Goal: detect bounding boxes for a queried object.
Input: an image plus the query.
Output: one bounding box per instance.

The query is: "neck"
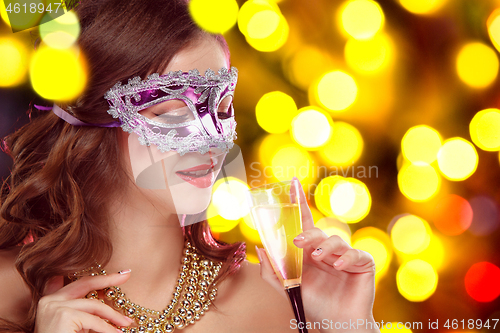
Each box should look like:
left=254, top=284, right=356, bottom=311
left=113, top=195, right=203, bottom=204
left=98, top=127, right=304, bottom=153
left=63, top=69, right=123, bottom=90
left=104, top=182, right=185, bottom=309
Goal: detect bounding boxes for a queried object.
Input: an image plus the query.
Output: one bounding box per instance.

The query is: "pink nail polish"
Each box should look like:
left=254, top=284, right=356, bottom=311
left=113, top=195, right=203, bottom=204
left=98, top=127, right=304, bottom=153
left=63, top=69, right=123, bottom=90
left=294, top=234, right=305, bottom=241
left=124, top=316, right=134, bottom=323
left=117, top=329, right=124, bottom=333
left=312, top=248, right=323, bottom=256
left=334, top=259, right=344, bottom=267
left=118, top=269, right=131, bottom=274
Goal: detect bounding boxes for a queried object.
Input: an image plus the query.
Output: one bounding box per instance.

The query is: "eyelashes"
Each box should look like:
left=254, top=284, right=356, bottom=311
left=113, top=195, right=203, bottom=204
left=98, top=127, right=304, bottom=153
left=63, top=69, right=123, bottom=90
left=217, top=112, right=231, bottom=119
left=151, top=105, right=194, bottom=124
left=149, top=99, right=234, bottom=125
left=153, top=112, right=190, bottom=121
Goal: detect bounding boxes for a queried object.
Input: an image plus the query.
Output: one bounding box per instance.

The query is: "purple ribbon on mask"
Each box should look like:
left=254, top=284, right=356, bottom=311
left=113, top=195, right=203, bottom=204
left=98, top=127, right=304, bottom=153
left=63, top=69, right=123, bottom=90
left=34, top=103, right=122, bottom=128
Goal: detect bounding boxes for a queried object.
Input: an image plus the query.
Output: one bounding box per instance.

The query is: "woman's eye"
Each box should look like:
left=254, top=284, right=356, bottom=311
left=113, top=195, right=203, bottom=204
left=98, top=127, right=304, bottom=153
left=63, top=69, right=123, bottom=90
left=147, top=103, right=195, bottom=124
left=217, top=111, right=231, bottom=119
left=217, top=101, right=233, bottom=119
left=153, top=109, right=191, bottom=122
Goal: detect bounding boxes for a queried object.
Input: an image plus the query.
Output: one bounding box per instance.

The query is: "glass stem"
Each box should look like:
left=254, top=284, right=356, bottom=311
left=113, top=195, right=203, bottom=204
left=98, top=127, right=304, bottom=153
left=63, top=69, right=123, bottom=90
left=286, top=285, right=308, bottom=333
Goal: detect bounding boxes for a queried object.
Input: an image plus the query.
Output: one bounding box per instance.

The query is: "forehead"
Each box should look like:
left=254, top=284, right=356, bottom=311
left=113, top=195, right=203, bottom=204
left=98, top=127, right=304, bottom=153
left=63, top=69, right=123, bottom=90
left=163, top=37, right=228, bottom=76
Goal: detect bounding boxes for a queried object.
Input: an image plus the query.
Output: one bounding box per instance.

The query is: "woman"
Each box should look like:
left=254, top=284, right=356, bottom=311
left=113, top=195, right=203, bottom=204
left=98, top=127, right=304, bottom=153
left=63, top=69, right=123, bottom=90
left=0, top=0, right=378, bottom=332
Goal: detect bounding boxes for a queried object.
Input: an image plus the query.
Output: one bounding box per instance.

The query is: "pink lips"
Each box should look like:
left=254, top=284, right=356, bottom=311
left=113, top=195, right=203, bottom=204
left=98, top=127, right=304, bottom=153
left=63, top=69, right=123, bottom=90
left=175, top=163, right=215, bottom=188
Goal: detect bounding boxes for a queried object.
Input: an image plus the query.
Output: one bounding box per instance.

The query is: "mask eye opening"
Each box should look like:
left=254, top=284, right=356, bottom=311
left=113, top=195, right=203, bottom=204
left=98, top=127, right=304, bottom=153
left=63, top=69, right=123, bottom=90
left=217, top=95, right=234, bottom=119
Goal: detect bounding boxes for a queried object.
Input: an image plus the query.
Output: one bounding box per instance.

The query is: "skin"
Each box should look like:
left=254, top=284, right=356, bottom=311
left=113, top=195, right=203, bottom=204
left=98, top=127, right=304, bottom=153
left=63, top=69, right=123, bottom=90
left=0, top=36, right=379, bottom=333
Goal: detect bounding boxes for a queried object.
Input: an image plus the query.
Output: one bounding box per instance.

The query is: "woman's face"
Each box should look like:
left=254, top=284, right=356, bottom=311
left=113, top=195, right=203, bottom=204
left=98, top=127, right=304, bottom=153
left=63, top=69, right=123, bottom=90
left=122, top=36, right=233, bottom=222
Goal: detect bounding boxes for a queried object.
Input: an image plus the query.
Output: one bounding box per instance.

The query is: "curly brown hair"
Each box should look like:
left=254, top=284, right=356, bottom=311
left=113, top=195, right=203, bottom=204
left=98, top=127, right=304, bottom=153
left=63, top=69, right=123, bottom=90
left=0, top=0, right=245, bottom=331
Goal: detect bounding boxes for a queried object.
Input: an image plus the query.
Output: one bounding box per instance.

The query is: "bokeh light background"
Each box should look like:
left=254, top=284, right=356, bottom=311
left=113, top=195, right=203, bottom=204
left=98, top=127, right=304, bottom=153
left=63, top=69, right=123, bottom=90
left=2, top=0, right=500, bottom=330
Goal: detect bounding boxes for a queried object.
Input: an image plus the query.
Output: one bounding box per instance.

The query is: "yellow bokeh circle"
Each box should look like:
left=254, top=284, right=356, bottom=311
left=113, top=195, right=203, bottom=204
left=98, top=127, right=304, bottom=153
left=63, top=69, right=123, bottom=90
left=329, top=178, right=371, bottom=223
left=256, top=91, right=298, bottom=134
left=313, top=70, right=358, bottom=112
left=340, top=0, right=385, bottom=40
left=398, top=0, right=448, bottom=15
left=488, top=9, right=500, bottom=53
left=398, top=163, right=441, bottom=202
left=402, top=125, right=442, bottom=164
left=470, top=108, right=500, bottom=151
left=437, top=138, right=478, bottom=181
left=30, top=46, right=87, bottom=101
left=211, top=177, right=250, bottom=221
left=319, top=121, right=364, bottom=166
left=207, top=204, right=240, bottom=233
left=397, top=234, right=445, bottom=271
left=291, top=107, right=333, bottom=150
left=247, top=10, right=280, bottom=39
left=245, top=14, right=289, bottom=52
left=352, top=227, right=392, bottom=278
left=456, top=42, right=499, bottom=89
left=344, top=33, right=394, bottom=74
left=0, top=38, right=28, bottom=87
left=189, top=0, right=239, bottom=34
left=238, top=0, right=280, bottom=36
left=270, top=144, right=314, bottom=183
left=397, top=259, right=438, bottom=302
left=391, top=215, right=432, bottom=255
left=258, top=133, right=293, bottom=166
left=314, top=176, right=343, bottom=216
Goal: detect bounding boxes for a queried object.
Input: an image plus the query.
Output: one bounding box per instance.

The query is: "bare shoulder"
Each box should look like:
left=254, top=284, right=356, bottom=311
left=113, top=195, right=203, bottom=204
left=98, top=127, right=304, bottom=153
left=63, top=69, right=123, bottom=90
left=207, top=260, right=319, bottom=333
left=0, top=246, right=31, bottom=322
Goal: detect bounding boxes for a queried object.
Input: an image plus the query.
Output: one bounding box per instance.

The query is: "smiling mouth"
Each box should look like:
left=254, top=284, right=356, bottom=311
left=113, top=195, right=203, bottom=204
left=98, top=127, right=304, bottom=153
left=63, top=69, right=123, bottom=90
left=175, top=163, right=215, bottom=188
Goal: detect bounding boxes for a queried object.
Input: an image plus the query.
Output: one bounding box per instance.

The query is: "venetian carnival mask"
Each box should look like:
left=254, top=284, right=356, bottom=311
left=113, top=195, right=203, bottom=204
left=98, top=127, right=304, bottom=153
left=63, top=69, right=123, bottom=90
left=104, top=67, right=238, bottom=155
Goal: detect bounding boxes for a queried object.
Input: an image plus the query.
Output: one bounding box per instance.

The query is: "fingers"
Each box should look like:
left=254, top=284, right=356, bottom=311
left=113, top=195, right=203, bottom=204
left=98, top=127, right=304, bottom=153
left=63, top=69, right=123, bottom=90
left=290, top=177, right=314, bottom=230
left=69, top=310, right=125, bottom=333
left=50, top=270, right=132, bottom=302
left=333, top=248, right=376, bottom=274
left=296, top=232, right=376, bottom=273
left=36, top=271, right=134, bottom=333
left=58, top=299, right=134, bottom=327
left=293, top=227, right=329, bottom=251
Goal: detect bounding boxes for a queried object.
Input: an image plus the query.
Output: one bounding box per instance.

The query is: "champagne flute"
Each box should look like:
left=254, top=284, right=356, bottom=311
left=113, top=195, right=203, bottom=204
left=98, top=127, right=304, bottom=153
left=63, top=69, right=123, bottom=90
left=246, top=179, right=308, bottom=333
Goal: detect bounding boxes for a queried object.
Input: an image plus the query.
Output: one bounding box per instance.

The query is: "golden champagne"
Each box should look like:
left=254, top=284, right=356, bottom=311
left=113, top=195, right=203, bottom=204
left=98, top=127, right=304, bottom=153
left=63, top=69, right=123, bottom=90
left=251, top=203, right=303, bottom=289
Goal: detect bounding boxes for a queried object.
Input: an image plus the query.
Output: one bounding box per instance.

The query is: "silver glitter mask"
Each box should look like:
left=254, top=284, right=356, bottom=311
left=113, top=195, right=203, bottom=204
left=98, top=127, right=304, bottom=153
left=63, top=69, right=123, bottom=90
left=105, top=67, right=238, bottom=155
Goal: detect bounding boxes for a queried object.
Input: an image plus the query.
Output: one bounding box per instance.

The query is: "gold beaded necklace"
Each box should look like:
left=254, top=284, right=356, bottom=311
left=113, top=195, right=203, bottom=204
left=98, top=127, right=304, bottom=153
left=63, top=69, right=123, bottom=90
left=69, top=241, right=222, bottom=333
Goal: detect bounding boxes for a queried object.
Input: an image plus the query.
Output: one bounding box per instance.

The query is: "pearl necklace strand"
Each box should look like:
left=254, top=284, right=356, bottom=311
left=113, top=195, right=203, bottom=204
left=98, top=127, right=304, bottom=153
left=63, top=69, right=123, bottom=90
left=69, top=241, right=222, bottom=332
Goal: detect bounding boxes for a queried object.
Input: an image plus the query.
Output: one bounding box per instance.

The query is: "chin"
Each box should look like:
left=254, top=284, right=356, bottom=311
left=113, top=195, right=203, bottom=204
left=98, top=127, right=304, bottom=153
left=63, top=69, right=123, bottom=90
left=170, top=181, right=214, bottom=215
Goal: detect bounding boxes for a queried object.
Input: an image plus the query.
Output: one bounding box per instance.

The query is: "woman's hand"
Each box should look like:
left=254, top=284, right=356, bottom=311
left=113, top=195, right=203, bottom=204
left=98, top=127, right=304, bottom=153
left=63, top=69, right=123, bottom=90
left=35, top=270, right=134, bottom=333
left=256, top=179, right=378, bottom=332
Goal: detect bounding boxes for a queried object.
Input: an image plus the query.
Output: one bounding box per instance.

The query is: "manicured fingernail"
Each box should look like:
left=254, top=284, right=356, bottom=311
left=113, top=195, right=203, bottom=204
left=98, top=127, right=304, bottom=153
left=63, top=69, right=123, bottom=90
left=117, top=329, right=124, bottom=333
left=118, top=269, right=131, bottom=274
left=124, top=316, right=134, bottom=323
left=334, top=259, right=344, bottom=267
left=294, top=234, right=305, bottom=241
left=312, top=248, right=323, bottom=256
left=255, top=245, right=262, bottom=263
